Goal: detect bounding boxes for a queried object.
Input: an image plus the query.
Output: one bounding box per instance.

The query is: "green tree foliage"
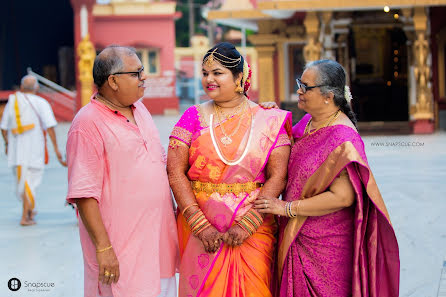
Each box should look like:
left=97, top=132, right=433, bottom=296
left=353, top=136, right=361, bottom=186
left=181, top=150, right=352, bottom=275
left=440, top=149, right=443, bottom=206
left=175, top=0, right=210, bottom=47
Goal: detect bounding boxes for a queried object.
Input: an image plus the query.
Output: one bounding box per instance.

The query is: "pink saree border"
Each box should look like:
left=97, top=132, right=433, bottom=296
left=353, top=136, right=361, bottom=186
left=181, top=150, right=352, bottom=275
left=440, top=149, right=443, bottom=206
left=255, top=111, right=293, bottom=180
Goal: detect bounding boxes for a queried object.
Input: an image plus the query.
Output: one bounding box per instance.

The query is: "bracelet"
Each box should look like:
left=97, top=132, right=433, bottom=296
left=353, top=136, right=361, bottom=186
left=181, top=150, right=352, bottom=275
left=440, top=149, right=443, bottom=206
left=285, top=202, right=297, bottom=218
left=186, top=209, right=211, bottom=236
left=237, top=209, right=263, bottom=236
left=285, top=202, right=291, bottom=217
left=181, top=203, right=199, bottom=217
left=296, top=200, right=301, bottom=216
left=96, top=245, right=112, bottom=253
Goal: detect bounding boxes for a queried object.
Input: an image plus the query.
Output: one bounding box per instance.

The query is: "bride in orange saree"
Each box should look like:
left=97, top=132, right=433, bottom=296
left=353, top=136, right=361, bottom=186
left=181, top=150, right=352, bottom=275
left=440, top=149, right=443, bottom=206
left=167, top=42, right=293, bottom=297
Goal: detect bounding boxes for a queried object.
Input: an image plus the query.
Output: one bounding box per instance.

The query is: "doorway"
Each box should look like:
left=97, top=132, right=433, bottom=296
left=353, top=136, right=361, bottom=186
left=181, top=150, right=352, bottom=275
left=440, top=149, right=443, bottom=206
left=351, top=26, right=409, bottom=122
left=0, top=0, right=74, bottom=90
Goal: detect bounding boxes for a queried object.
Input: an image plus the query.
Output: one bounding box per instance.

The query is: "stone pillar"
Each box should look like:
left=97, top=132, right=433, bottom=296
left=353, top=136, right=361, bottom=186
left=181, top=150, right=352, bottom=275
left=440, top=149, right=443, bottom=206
left=77, top=35, right=96, bottom=107
left=303, top=12, right=321, bottom=63
left=71, top=0, right=95, bottom=109
left=277, top=41, right=286, bottom=102
left=255, top=45, right=276, bottom=102
left=411, top=7, right=434, bottom=133
left=249, top=23, right=277, bottom=102
left=336, top=33, right=350, bottom=84
left=402, top=8, right=417, bottom=117
left=320, top=11, right=335, bottom=60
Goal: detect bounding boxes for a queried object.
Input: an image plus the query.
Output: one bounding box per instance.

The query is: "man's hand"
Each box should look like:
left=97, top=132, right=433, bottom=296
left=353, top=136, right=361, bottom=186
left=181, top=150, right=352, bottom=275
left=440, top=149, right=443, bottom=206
left=197, top=225, right=224, bottom=253
left=55, top=149, right=67, bottom=167
left=97, top=247, right=120, bottom=285
left=223, top=225, right=250, bottom=247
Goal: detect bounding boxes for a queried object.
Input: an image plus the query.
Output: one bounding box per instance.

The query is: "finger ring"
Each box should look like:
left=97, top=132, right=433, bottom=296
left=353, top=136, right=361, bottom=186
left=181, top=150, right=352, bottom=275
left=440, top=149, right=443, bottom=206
left=214, top=241, right=219, bottom=245
left=110, top=274, right=115, bottom=277
left=104, top=271, right=110, bottom=277
left=264, top=203, right=267, bottom=208
left=233, top=241, right=238, bottom=245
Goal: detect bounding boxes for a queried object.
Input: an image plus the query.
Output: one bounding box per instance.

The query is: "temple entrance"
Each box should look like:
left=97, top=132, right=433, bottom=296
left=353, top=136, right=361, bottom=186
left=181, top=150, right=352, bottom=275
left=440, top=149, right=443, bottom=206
left=0, top=0, right=74, bottom=90
left=350, top=26, right=409, bottom=122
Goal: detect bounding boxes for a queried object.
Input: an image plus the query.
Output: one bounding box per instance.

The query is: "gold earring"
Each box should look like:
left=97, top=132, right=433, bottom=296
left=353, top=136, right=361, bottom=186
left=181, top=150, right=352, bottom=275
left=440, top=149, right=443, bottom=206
left=235, top=82, right=244, bottom=94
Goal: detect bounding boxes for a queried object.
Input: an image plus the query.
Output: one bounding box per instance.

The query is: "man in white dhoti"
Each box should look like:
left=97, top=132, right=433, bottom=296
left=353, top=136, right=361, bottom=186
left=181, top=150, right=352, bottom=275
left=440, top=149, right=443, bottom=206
left=1, top=75, right=66, bottom=226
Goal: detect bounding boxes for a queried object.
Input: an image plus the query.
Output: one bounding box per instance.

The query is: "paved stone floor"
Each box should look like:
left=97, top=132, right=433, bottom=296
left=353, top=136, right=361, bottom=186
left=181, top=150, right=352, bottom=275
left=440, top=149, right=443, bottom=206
left=1, top=116, right=445, bottom=297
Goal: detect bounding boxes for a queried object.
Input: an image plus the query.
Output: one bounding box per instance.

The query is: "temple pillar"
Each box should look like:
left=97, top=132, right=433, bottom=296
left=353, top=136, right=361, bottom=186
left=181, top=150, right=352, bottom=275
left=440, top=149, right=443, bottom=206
left=411, top=7, right=434, bottom=133
left=320, top=11, right=335, bottom=60
left=249, top=21, right=277, bottom=102
left=71, top=0, right=96, bottom=108
left=277, top=41, right=286, bottom=102
left=77, top=35, right=96, bottom=107
left=255, top=45, right=276, bottom=102
left=303, top=12, right=322, bottom=63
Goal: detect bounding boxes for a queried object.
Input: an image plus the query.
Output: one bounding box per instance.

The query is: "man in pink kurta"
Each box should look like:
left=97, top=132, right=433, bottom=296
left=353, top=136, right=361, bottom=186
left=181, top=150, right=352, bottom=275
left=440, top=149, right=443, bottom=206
left=66, top=46, right=178, bottom=297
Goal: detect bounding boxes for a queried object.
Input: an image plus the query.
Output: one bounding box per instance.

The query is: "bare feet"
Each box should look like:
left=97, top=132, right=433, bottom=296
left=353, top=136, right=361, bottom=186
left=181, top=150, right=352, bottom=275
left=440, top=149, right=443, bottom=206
left=20, top=219, right=36, bottom=226
left=28, top=210, right=37, bottom=220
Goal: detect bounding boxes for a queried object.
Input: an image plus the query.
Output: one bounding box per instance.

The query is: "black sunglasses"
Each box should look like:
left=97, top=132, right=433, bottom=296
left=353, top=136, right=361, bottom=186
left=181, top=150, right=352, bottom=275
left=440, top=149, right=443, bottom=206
left=296, top=78, right=326, bottom=94
left=111, top=66, right=145, bottom=80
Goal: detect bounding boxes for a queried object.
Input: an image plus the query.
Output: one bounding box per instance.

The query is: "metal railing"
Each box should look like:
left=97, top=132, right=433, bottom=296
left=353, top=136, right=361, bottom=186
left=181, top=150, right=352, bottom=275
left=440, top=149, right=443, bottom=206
left=27, top=67, right=77, bottom=111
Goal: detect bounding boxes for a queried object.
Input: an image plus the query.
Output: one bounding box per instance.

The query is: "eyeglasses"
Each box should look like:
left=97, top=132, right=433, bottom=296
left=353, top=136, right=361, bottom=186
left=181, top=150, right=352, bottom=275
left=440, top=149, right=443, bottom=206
left=111, top=67, right=145, bottom=80
left=296, top=78, right=326, bottom=94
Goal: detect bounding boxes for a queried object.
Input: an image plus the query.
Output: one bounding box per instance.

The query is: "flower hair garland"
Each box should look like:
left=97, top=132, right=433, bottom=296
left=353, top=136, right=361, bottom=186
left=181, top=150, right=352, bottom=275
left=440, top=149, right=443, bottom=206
left=242, top=60, right=252, bottom=98
left=344, top=85, right=353, bottom=103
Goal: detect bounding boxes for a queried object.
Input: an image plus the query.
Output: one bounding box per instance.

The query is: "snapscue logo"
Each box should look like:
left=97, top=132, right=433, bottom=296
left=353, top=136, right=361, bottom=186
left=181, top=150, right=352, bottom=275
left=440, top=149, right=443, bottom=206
left=7, top=278, right=21, bottom=291
left=7, top=278, right=55, bottom=293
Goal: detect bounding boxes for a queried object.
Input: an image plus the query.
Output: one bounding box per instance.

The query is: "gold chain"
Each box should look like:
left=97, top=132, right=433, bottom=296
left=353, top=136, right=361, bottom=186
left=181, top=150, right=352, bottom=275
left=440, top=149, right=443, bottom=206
left=213, top=99, right=248, bottom=146
left=304, top=110, right=341, bottom=136
left=95, top=94, right=131, bottom=109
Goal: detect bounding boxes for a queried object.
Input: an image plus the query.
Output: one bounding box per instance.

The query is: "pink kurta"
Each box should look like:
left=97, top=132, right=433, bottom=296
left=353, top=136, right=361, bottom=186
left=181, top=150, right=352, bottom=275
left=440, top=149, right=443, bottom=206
left=66, top=97, right=178, bottom=297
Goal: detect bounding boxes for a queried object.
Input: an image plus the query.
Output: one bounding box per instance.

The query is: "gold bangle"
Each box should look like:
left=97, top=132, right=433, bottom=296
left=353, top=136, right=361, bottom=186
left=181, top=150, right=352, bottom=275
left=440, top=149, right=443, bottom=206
left=182, top=203, right=199, bottom=216
left=96, top=245, right=112, bottom=253
left=296, top=200, right=301, bottom=216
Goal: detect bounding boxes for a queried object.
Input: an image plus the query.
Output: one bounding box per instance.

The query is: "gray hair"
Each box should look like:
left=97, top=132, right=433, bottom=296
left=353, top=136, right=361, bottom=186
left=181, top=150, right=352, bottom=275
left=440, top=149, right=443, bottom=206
left=93, top=45, right=136, bottom=88
left=305, top=59, right=357, bottom=126
left=20, top=75, right=38, bottom=92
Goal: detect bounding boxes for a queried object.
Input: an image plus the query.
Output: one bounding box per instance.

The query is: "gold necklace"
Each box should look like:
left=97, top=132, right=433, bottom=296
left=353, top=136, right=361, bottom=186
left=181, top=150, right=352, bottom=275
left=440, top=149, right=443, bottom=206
left=210, top=105, right=254, bottom=165
left=216, top=99, right=245, bottom=120
left=95, top=94, right=130, bottom=109
left=213, top=99, right=247, bottom=146
left=304, top=110, right=341, bottom=136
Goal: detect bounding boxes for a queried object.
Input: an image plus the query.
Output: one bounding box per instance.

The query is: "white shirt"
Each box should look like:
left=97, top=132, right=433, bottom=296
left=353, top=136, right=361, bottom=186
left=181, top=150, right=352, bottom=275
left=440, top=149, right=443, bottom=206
left=0, top=92, right=57, bottom=168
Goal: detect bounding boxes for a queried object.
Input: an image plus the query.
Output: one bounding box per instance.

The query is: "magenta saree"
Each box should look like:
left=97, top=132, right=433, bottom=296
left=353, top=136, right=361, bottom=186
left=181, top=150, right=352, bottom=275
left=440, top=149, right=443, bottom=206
left=277, top=114, right=400, bottom=297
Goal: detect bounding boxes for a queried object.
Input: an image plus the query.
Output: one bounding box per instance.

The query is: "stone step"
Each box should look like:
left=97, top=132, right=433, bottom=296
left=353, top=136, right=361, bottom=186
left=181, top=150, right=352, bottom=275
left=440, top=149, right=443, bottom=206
left=357, top=121, right=412, bottom=135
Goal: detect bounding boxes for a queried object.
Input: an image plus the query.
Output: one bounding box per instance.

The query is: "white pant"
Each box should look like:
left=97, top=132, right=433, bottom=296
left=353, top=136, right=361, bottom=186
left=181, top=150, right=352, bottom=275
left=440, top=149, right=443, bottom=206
left=157, top=276, right=177, bottom=297
left=100, top=276, right=177, bottom=297
left=14, top=165, right=43, bottom=207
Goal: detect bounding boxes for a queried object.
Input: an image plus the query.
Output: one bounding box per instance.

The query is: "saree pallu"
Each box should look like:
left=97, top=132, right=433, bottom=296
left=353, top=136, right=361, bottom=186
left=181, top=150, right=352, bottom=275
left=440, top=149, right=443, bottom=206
left=174, top=106, right=292, bottom=297
left=277, top=115, right=400, bottom=297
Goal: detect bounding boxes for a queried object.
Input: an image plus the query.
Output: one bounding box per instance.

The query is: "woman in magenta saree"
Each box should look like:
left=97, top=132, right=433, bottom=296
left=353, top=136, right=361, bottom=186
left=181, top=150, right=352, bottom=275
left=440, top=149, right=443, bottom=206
left=256, top=60, right=400, bottom=297
left=167, top=42, right=293, bottom=297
